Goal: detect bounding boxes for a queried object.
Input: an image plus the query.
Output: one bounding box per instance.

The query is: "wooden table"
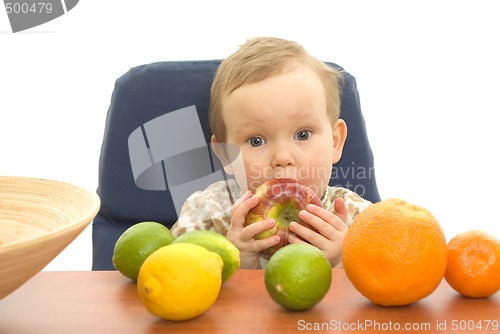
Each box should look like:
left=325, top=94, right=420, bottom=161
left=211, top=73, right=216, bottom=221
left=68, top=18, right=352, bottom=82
left=0, top=270, right=499, bottom=333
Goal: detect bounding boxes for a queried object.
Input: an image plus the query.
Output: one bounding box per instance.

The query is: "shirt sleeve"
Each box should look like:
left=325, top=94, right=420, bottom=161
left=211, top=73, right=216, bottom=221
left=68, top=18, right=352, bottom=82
left=170, top=181, right=235, bottom=237
left=327, top=187, right=372, bottom=227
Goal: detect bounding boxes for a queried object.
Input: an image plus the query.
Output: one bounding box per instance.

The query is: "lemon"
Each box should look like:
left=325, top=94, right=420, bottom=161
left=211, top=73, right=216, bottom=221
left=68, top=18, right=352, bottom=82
left=265, top=244, right=331, bottom=311
left=112, top=221, right=175, bottom=281
left=137, top=243, right=223, bottom=321
left=172, top=230, right=240, bottom=283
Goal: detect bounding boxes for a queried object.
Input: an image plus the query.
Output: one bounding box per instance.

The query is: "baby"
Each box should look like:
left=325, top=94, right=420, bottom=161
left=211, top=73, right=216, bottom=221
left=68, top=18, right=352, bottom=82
left=171, top=37, right=371, bottom=269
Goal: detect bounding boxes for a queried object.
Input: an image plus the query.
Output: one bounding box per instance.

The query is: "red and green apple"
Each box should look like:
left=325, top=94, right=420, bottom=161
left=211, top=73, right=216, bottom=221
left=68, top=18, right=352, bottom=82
left=244, top=178, right=323, bottom=258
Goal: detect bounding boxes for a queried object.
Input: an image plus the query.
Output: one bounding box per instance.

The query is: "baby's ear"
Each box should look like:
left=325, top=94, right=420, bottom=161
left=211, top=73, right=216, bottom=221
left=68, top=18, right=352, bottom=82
left=332, top=119, right=347, bottom=164
left=211, top=135, right=235, bottom=175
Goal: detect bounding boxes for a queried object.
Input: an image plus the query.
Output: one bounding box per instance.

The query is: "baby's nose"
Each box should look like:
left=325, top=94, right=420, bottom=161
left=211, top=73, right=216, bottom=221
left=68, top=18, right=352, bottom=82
left=272, top=146, right=295, bottom=167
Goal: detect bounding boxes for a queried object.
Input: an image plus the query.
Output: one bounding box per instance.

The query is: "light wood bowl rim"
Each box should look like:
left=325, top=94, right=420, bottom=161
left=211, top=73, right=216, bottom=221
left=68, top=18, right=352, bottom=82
left=0, top=176, right=100, bottom=253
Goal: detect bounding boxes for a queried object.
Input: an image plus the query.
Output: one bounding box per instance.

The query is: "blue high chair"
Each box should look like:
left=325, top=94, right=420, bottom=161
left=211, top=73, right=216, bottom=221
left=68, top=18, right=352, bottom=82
left=92, top=60, right=380, bottom=270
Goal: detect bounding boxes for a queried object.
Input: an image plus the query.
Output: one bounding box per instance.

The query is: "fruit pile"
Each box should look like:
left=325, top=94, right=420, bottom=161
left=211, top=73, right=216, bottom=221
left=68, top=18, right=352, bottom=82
left=247, top=179, right=500, bottom=307
left=113, top=179, right=500, bottom=321
left=342, top=198, right=500, bottom=306
left=112, top=224, right=240, bottom=321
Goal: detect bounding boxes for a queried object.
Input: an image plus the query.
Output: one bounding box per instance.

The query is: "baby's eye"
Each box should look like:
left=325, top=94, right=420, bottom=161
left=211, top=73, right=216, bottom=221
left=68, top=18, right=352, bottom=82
left=295, top=129, right=312, bottom=141
left=248, top=136, right=266, bottom=147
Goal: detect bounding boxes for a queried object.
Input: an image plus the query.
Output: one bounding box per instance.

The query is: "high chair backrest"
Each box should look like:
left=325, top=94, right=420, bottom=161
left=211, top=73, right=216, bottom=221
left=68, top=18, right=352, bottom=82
left=92, top=60, right=380, bottom=270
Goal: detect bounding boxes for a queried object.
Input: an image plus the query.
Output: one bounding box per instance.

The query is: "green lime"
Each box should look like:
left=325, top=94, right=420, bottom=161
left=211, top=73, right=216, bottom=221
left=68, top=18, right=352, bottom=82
left=264, top=243, right=332, bottom=310
left=172, top=230, right=240, bottom=283
left=112, top=221, right=175, bottom=280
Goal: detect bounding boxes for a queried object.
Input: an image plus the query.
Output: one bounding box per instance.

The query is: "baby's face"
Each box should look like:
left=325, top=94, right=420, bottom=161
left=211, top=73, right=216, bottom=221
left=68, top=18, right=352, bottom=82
left=220, top=66, right=341, bottom=196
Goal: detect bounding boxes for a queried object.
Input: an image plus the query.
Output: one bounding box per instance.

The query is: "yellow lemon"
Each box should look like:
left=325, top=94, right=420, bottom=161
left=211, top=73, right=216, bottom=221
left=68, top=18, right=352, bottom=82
left=137, top=243, right=223, bottom=321
left=172, top=230, right=240, bottom=283
left=265, top=244, right=331, bottom=311
left=112, top=221, right=174, bottom=281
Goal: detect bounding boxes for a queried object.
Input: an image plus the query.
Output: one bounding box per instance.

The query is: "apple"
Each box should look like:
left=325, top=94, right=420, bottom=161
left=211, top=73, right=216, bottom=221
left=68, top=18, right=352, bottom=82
left=244, top=178, right=324, bottom=258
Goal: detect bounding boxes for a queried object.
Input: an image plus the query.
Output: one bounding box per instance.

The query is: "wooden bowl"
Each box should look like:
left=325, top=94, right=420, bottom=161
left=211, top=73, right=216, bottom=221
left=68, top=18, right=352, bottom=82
left=0, top=176, right=100, bottom=300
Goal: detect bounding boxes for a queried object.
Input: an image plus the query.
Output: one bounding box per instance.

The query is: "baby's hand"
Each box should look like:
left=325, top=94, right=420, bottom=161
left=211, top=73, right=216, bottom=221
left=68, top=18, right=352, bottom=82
left=288, top=198, right=349, bottom=267
left=226, top=191, right=281, bottom=269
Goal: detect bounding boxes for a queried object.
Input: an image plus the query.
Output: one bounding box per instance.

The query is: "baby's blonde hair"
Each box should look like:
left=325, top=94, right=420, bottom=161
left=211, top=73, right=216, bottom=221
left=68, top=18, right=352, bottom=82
left=209, top=37, right=343, bottom=142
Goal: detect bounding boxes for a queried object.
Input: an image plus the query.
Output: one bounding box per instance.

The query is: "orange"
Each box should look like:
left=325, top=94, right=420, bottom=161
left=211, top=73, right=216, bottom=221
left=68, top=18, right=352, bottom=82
left=112, top=221, right=175, bottom=280
left=264, top=244, right=331, bottom=311
left=444, top=230, right=500, bottom=298
left=137, top=243, right=223, bottom=321
left=342, top=198, right=447, bottom=306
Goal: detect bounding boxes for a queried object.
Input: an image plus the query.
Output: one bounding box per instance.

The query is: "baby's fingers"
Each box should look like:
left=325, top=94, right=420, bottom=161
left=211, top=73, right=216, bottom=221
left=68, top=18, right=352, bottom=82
left=242, top=218, right=275, bottom=240
left=333, top=198, right=348, bottom=224
left=242, top=219, right=281, bottom=253
left=251, top=235, right=281, bottom=254
left=231, top=191, right=253, bottom=214
left=304, top=204, right=348, bottom=232
left=230, top=194, right=259, bottom=227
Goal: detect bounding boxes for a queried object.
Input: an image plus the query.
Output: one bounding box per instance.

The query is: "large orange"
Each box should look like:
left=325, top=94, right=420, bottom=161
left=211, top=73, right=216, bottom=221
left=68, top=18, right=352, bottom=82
left=342, top=198, right=447, bottom=306
left=444, top=230, right=500, bottom=298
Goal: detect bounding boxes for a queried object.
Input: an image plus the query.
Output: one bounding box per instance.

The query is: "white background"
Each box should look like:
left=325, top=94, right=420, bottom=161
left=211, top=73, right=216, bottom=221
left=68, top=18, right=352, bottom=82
left=1, top=0, right=499, bottom=271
